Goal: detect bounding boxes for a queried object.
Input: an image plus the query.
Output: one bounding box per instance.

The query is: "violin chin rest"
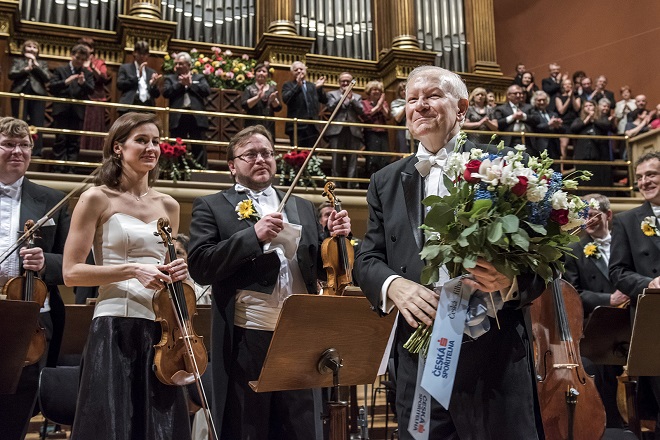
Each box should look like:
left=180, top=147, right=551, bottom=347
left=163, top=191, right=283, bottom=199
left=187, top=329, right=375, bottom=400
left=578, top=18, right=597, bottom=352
left=171, top=370, right=197, bottom=386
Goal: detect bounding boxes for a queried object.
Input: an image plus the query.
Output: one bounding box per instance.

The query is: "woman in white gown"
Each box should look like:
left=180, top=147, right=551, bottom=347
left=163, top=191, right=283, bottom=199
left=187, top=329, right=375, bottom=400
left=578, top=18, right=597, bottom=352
left=63, top=112, right=192, bottom=439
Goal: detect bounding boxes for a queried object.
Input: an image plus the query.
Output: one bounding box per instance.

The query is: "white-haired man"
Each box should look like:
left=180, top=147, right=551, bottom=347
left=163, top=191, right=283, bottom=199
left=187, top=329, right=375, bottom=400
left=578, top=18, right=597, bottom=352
left=355, top=66, right=546, bottom=439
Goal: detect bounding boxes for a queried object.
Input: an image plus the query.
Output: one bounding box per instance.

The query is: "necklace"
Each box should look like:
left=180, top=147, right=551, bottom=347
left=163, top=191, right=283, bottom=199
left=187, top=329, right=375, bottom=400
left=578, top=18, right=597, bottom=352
left=133, top=188, right=150, bottom=201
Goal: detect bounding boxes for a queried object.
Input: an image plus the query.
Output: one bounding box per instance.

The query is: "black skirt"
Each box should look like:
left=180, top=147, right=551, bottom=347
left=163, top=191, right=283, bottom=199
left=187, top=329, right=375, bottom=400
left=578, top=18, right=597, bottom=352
left=71, top=316, right=192, bottom=440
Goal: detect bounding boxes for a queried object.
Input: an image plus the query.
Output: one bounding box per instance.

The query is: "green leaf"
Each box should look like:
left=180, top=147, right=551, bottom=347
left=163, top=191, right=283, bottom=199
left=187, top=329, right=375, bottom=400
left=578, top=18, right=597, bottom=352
left=511, top=229, right=530, bottom=251
left=462, top=254, right=478, bottom=269
left=420, top=244, right=441, bottom=260
left=501, top=215, right=520, bottom=233
left=424, top=203, right=454, bottom=231
left=422, top=195, right=444, bottom=207
left=537, top=245, right=563, bottom=262
left=524, top=221, right=547, bottom=235
left=420, top=265, right=439, bottom=285
left=487, top=221, right=503, bottom=243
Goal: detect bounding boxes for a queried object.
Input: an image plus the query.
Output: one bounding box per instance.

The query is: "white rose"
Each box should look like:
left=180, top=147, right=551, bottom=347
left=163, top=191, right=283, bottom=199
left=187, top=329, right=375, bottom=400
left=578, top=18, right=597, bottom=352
left=551, top=191, right=569, bottom=210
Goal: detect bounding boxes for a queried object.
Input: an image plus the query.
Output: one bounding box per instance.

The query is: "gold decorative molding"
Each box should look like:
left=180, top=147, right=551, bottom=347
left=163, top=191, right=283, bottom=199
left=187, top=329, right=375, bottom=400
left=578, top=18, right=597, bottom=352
left=390, top=0, right=419, bottom=50
left=125, top=0, right=161, bottom=20
left=0, top=0, right=19, bottom=37
left=377, top=47, right=437, bottom=90
left=10, top=33, right=124, bottom=65
left=257, top=0, right=297, bottom=38
left=464, top=0, right=502, bottom=75
left=117, top=15, right=176, bottom=55
left=254, top=33, right=314, bottom=68
left=460, top=72, right=512, bottom=103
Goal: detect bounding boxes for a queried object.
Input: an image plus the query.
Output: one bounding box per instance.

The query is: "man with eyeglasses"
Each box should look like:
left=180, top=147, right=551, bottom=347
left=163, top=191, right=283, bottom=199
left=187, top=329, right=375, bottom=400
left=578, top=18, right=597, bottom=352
left=187, top=125, right=351, bottom=439
left=49, top=44, right=94, bottom=173
left=611, top=152, right=660, bottom=437
left=0, top=117, right=70, bottom=440
left=494, top=84, right=537, bottom=147
left=529, top=90, right=563, bottom=161
left=564, top=193, right=628, bottom=431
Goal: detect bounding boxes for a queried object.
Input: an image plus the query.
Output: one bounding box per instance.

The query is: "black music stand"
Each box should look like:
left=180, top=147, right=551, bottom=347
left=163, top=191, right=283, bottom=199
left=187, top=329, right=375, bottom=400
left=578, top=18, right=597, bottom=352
left=580, top=306, right=631, bottom=366
left=0, top=300, right=40, bottom=394
left=627, top=289, right=660, bottom=376
left=248, top=294, right=397, bottom=440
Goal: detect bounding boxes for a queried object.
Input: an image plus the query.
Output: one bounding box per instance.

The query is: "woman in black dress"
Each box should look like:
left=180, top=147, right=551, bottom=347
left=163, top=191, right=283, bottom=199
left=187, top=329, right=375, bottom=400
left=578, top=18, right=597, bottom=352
left=241, top=63, right=282, bottom=139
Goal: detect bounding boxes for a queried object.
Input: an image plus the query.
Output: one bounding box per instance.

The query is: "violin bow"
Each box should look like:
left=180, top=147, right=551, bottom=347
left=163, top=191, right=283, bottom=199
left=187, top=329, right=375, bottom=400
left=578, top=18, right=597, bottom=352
left=277, top=79, right=357, bottom=213
left=0, top=165, right=102, bottom=266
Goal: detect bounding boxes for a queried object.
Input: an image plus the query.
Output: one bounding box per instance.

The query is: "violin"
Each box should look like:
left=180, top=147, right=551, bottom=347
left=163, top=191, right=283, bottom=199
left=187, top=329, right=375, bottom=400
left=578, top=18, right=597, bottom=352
left=320, top=182, right=354, bottom=296
left=152, top=217, right=208, bottom=387
left=530, top=278, right=606, bottom=440
left=2, top=220, right=48, bottom=365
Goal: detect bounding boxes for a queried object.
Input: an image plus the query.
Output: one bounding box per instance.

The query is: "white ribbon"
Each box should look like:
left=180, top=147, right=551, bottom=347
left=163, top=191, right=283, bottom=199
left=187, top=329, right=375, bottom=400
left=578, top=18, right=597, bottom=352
left=420, top=277, right=472, bottom=410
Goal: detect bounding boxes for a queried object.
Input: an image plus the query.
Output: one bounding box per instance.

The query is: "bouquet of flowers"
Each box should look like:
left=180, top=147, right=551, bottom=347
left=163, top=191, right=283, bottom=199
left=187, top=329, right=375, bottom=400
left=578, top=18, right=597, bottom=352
left=277, top=149, right=326, bottom=189
left=405, top=134, right=594, bottom=355
left=163, top=47, right=262, bottom=91
left=158, top=138, right=203, bottom=183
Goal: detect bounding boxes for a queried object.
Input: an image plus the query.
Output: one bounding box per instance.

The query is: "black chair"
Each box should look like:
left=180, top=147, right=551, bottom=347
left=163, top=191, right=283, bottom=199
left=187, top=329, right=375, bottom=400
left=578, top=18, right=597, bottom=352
left=38, top=366, right=80, bottom=427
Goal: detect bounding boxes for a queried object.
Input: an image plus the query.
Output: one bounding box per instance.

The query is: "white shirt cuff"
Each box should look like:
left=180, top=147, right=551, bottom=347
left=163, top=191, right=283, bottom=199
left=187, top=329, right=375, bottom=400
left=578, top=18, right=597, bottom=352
left=506, top=115, right=514, bottom=124
left=380, top=275, right=400, bottom=314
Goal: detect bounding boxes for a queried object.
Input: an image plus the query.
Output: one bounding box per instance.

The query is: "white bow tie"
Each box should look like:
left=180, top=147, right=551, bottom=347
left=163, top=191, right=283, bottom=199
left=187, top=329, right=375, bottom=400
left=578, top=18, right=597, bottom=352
left=415, top=149, right=448, bottom=177
left=235, top=183, right=274, bottom=200
left=594, top=236, right=611, bottom=247
left=0, top=182, right=19, bottom=199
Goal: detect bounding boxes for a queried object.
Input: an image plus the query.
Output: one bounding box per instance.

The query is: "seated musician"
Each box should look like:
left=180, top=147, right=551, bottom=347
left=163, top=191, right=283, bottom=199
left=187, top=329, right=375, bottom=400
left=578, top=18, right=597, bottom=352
left=564, top=193, right=628, bottom=430
left=62, top=112, right=191, bottom=439
left=187, top=125, right=351, bottom=440
left=0, top=117, right=70, bottom=440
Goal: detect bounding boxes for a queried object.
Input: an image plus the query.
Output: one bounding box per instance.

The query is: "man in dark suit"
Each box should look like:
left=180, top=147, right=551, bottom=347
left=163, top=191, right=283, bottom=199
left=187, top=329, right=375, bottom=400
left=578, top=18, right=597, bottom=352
left=325, top=71, right=364, bottom=187
left=188, top=125, right=350, bottom=440
left=541, top=63, right=567, bottom=100
left=163, top=52, right=211, bottom=167
left=49, top=44, right=94, bottom=172
left=0, top=117, right=70, bottom=440
left=281, top=61, right=327, bottom=148
left=494, top=84, right=537, bottom=147
left=528, top=90, right=564, bottom=160
left=564, top=193, right=628, bottom=429
left=354, top=66, right=546, bottom=439
left=590, top=75, right=616, bottom=108
left=116, top=40, right=161, bottom=115
left=610, top=151, right=660, bottom=437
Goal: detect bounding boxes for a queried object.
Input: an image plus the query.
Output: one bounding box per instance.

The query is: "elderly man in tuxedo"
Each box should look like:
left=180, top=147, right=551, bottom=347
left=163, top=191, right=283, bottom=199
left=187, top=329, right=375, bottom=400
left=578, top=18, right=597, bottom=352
left=610, top=151, right=660, bottom=438
left=325, top=72, right=364, bottom=187
left=354, top=65, right=546, bottom=440
left=564, top=193, right=628, bottom=430
left=281, top=61, right=327, bottom=148
left=494, top=84, right=537, bottom=147
left=187, top=125, right=350, bottom=440
left=163, top=52, right=211, bottom=167
left=0, top=117, right=70, bottom=440
left=117, top=41, right=161, bottom=115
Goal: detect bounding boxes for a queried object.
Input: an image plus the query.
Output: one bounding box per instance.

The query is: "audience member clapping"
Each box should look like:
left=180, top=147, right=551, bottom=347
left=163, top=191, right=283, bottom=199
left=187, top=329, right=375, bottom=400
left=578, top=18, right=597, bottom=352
left=555, top=78, right=581, bottom=165
left=8, top=40, right=50, bottom=156
left=390, top=81, right=409, bottom=153
left=520, top=71, right=539, bottom=104
left=361, top=80, right=390, bottom=174
left=463, top=87, right=497, bottom=144
left=79, top=37, right=111, bottom=151
left=615, top=86, right=636, bottom=134
left=571, top=100, right=612, bottom=190
left=241, top=62, right=281, bottom=140
left=625, top=108, right=654, bottom=138
left=529, top=90, right=564, bottom=160
left=573, top=71, right=587, bottom=98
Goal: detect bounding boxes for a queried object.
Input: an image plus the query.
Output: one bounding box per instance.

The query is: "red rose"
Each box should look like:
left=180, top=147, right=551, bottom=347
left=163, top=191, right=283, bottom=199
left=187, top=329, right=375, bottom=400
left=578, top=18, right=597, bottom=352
left=283, top=152, right=296, bottom=166
left=463, top=159, right=482, bottom=183
left=550, top=209, right=569, bottom=225
left=511, top=176, right=529, bottom=196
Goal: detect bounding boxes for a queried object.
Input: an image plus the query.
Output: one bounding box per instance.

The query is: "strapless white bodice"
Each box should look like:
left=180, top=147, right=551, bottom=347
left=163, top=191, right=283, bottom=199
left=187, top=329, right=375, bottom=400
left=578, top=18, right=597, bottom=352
left=92, top=213, right=166, bottom=320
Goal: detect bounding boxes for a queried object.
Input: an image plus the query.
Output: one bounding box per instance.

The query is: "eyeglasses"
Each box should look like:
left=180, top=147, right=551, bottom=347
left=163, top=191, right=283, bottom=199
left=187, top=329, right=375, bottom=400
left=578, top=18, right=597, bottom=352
left=0, top=142, right=33, bottom=152
left=235, top=150, right=275, bottom=162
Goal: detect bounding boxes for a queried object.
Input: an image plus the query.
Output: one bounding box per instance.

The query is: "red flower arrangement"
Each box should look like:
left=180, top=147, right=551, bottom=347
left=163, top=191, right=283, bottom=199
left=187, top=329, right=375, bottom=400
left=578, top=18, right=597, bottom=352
left=158, top=138, right=203, bottom=182
left=277, top=148, right=325, bottom=188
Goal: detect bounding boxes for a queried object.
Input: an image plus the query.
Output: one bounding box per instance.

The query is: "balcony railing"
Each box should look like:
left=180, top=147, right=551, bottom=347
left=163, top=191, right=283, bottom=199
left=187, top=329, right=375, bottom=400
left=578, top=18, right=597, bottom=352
left=3, top=91, right=642, bottom=195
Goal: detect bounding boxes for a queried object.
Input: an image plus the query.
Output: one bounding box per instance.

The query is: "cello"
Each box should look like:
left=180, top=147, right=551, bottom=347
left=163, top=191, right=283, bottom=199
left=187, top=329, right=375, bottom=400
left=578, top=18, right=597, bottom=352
left=320, top=182, right=354, bottom=296
left=2, top=219, right=48, bottom=365
left=530, top=277, right=606, bottom=440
